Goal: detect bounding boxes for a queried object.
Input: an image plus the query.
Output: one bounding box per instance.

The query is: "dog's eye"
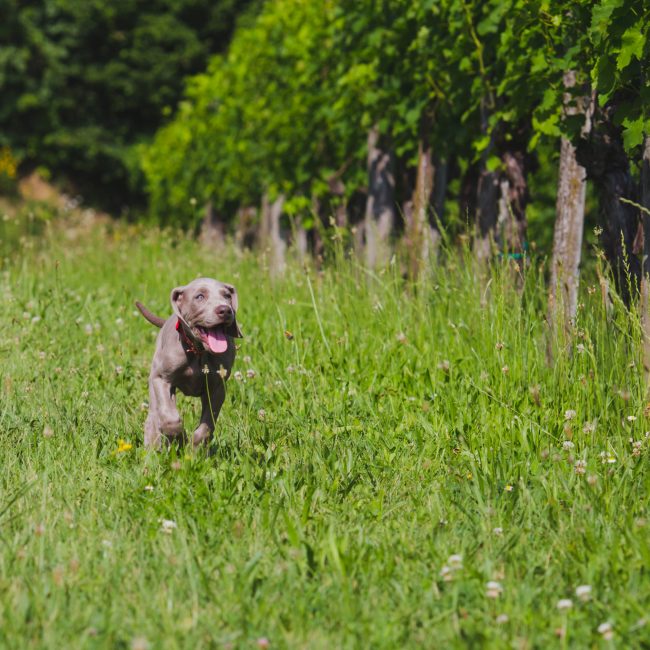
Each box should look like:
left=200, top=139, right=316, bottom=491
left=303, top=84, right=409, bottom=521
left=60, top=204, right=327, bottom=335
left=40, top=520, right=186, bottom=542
left=195, top=293, right=205, bottom=301
left=223, top=292, right=232, bottom=300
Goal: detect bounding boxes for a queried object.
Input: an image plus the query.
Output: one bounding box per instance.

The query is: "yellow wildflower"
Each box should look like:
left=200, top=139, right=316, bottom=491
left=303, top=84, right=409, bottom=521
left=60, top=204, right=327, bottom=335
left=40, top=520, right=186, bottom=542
left=116, top=439, right=133, bottom=453
left=0, top=147, right=18, bottom=179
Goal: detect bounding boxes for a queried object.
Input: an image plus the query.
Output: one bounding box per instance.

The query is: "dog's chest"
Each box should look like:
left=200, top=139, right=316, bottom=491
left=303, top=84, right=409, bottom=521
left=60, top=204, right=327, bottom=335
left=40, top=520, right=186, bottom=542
left=173, top=355, right=232, bottom=397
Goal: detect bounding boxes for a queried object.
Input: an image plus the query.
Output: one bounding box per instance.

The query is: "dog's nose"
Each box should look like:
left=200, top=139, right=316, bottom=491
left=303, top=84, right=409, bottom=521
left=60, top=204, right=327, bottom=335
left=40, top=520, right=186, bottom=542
left=215, top=304, right=233, bottom=322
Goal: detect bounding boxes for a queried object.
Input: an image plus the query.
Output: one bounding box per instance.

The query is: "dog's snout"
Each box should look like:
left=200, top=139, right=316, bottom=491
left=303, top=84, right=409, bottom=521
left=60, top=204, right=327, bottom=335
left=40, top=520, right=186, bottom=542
left=215, top=304, right=233, bottom=322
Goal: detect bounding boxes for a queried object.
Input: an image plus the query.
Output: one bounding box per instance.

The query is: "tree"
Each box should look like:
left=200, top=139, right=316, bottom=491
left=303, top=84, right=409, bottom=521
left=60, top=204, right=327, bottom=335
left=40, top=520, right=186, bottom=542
left=0, top=0, right=252, bottom=210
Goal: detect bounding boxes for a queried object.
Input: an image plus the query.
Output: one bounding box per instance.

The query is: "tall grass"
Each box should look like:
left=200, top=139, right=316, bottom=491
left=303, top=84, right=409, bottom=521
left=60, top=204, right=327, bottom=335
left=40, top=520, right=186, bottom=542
left=0, top=214, right=648, bottom=648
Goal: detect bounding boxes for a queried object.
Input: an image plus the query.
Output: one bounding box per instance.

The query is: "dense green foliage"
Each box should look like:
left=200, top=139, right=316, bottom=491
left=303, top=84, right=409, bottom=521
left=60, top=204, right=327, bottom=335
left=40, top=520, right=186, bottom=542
left=0, top=0, right=253, bottom=210
left=1, top=210, right=650, bottom=647
left=143, top=0, right=649, bottom=229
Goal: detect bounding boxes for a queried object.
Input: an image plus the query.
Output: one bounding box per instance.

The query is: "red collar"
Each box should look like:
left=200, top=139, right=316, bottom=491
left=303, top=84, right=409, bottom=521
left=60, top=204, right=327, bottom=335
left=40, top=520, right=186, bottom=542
left=176, top=319, right=203, bottom=356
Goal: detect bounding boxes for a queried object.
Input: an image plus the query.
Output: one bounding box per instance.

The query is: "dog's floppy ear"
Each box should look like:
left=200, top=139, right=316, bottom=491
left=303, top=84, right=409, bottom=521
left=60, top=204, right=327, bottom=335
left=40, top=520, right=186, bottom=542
left=225, top=284, right=239, bottom=313
left=170, top=285, right=187, bottom=320
left=224, top=284, right=243, bottom=338
left=225, top=318, right=244, bottom=339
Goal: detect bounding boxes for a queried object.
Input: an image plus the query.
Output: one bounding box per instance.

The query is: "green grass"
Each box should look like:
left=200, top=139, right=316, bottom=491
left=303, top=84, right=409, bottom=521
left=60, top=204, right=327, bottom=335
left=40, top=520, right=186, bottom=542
left=1, top=213, right=649, bottom=649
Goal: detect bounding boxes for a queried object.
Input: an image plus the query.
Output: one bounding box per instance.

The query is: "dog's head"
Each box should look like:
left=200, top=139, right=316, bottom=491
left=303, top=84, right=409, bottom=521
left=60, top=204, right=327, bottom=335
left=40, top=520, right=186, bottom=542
left=170, top=277, right=243, bottom=354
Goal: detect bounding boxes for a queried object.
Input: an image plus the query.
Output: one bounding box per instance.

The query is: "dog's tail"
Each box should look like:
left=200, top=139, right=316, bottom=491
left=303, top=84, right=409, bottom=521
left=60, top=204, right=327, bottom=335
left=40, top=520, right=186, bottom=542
left=135, top=301, right=166, bottom=328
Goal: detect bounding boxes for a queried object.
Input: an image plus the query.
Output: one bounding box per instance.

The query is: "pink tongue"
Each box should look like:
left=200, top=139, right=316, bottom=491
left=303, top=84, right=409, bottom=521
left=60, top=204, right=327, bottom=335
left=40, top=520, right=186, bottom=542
left=206, top=329, right=228, bottom=353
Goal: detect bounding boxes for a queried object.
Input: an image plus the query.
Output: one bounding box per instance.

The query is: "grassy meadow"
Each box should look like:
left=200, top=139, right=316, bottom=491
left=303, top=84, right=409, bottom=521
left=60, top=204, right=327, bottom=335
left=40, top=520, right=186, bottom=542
left=0, top=210, right=649, bottom=649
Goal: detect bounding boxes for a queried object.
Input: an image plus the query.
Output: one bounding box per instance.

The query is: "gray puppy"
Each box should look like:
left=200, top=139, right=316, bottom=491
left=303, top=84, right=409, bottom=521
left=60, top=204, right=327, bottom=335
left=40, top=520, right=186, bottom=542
left=136, top=277, right=242, bottom=449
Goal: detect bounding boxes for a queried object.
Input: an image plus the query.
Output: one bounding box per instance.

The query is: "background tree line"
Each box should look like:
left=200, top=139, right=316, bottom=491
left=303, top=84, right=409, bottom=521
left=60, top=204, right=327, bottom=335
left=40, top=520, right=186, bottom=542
left=141, top=0, right=648, bottom=297
left=0, top=0, right=254, bottom=211
left=2, top=0, right=649, bottom=330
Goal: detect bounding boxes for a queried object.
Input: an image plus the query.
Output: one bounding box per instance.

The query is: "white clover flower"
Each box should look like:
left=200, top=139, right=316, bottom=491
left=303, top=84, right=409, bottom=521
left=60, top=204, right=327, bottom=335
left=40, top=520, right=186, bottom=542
left=131, top=637, right=150, bottom=650
left=562, top=440, right=575, bottom=451
left=600, top=451, right=616, bottom=464
left=495, top=614, right=509, bottom=624
left=246, top=368, right=256, bottom=379
left=575, top=585, right=591, bottom=601
left=143, top=485, right=154, bottom=492
left=257, top=409, right=266, bottom=421
left=574, top=460, right=586, bottom=475
left=84, top=324, right=93, bottom=335
left=493, top=527, right=503, bottom=536
left=233, top=371, right=243, bottom=381
left=557, top=599, right=573, bottom=610
left=564, top=410, right=577, bottom=421
left=160, top=519, right=177, bottom=534
left=486, top=581, right=503, bottom=598
left=627, top=415, right=637, bottom=422
left=597, top=622, right=613, bottom=640
left=439, top=565, right=453, bottom=582
left=447, top=554, right=463, bottom=569
left=218, top=365, right=228, bottom=379
left=583, top=421, right=596, bottom=434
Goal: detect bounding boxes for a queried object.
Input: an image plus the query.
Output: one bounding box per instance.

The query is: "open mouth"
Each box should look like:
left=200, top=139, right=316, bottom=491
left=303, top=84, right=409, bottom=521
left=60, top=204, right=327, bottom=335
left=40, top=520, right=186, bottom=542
left=196, top=325, right=228, bottom=354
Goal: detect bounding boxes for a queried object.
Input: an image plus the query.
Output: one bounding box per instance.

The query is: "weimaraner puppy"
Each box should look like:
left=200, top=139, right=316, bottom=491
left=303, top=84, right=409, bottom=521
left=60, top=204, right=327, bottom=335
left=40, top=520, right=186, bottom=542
left=136, top=278, right=242, bottom=449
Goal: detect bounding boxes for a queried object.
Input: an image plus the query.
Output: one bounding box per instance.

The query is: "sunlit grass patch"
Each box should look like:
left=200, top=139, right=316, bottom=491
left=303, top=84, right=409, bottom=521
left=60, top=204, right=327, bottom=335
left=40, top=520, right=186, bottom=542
left=0, top=218, right=648, bottom=648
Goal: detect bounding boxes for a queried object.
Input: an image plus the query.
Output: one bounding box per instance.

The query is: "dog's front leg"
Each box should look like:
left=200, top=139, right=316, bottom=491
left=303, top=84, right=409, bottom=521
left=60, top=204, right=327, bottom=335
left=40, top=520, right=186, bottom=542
left=146, top=375, right=184, bottom=448
left=192, top=381, right=225, bottom=448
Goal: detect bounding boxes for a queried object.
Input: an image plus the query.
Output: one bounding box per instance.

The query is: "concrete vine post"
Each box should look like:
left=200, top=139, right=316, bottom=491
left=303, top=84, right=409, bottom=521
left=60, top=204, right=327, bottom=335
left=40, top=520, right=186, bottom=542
left=408, top=128, right=436, bottom=279
left=364, top=126, right=395, bottom=269
left=260, top=193, right=287, bottom=277
left=547, top=70, right=592, bottom=359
